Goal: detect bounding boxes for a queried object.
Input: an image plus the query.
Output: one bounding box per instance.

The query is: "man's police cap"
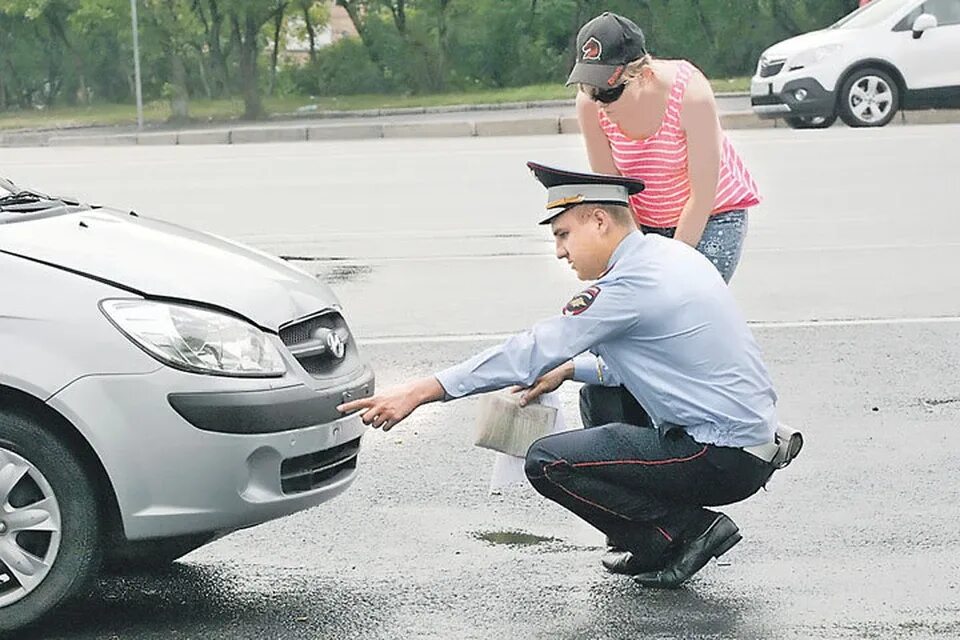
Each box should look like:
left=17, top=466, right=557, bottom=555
left=527, top=161, right=644, bottom=224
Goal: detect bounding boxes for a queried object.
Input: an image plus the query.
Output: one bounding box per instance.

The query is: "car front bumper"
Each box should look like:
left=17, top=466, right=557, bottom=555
left=47, top=364, right=373, bottom=540
left=751, top=76, right=836, bottom=119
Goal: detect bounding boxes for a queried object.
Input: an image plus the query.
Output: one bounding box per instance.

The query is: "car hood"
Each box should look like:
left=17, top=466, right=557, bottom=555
left=0, top=209, right=336, bottom=332
left=762, top=29, right=851, bottom=60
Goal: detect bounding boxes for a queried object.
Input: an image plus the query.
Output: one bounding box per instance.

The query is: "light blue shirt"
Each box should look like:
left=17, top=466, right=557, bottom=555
left=434, top=231, right=777, bottom=447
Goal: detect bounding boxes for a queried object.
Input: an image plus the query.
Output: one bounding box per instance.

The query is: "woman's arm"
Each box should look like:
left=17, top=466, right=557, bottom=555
left=674, top=72, right=722, bottom=247
left=576, top=90, right=620, bottom=175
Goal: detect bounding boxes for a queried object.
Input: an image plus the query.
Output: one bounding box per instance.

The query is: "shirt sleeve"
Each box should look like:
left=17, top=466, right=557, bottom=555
left=572, top=353, right=621, bottom=387
left=435, top=278, right=636, bottom=399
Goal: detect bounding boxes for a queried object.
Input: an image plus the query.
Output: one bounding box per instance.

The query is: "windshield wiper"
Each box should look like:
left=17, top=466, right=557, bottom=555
left=0, top=188, right=81, bottom=211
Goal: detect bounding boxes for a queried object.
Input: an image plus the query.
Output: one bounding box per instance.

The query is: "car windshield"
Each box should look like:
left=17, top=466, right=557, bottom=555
left=830, top=0, right=913, bottom=28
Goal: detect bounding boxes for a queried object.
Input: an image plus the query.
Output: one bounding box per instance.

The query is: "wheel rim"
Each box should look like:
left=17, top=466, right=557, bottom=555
left=848, top=75, right=893, bottom=123
left=0, top=447, right=62, bottom=608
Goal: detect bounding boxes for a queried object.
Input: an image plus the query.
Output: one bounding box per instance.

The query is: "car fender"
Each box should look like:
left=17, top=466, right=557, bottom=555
left=0, top=252, right=161, bottom=399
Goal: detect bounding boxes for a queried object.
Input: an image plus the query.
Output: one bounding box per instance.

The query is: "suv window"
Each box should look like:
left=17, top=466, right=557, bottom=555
left=894, top=0, right=960, bottom=28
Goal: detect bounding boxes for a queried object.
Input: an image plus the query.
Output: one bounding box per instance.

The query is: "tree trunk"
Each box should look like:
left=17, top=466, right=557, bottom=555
left=195, top=0, right=231, bottom=96
left=234, top=12, right=264, bottom=120
left=169, top=51, right=191, bottom=122
left=337, top=1, right=389, bottom=76
left=689, top=0, right=717, bottom=56
left=769, top=1, right=802, bottom=35
left=389, top=1, right=407, bottom=34
left=436, top=0, right=450, bottom=88
left=303, top=5, right=317, bottom=62
left=45, top=12, right=88, bottom=105
left=268, top=3, right=287, bottom=96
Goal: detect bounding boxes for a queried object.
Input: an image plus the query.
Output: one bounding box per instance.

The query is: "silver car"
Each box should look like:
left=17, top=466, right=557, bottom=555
left=0, top=177, right=373, bottom=631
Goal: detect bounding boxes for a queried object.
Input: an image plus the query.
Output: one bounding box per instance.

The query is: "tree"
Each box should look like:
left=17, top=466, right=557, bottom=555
left=214, top=0, right=288, bottom=119
left=143, top=0, right=206, bottom=121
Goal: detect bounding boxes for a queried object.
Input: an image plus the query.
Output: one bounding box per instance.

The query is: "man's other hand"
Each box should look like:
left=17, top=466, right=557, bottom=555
left=516, top=360, right=574, bottom=406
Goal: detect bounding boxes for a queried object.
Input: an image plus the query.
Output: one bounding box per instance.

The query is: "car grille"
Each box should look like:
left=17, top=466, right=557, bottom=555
left=281, top=437, right=360, bottom=494
left=750, top=94, right=784, bottom=106
left=759, top=59, right=785, bottom=78
left=279, top=311, right=355, bottom=378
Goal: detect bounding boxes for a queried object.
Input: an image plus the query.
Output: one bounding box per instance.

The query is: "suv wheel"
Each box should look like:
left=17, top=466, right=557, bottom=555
left=838, top=68, right=899, bottom=128
left=785, top=114, right=837, bottom=129
left=0, top=410, right=101, bottom=632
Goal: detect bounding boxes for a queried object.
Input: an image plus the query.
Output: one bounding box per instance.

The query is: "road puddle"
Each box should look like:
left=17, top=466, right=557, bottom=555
left=472, top=530, right=560, bottom=547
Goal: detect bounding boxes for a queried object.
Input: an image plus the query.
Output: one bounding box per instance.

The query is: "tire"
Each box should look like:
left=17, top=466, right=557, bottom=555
left=103, top=533, right=215, bottom=574
left=838, top=67, right=899, bottom=128
left=785, top=114, right=837, bottom=129
left=0, top=410, right=101, bottom=633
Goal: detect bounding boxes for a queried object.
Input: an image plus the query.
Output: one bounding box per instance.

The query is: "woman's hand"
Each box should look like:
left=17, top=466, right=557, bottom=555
left=337, top=376, right=445, bottom=431
left=514, top=361, right=575, bottom=406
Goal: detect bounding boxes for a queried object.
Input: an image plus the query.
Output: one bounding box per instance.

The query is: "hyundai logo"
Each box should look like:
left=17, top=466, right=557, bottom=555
left=326, top=331, right=346, bottom=359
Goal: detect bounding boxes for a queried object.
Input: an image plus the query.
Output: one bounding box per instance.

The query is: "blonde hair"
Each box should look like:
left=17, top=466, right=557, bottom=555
left=621, top=54, right=653, bottom=83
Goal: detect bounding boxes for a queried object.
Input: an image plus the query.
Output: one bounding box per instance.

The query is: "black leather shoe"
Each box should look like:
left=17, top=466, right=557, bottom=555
left=633, top=514, right=741, bottom=589
left=602, top=550, right=662, bottom=575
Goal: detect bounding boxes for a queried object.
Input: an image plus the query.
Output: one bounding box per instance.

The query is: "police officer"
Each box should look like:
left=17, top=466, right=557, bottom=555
left=338, top=162, right=780, bottom=588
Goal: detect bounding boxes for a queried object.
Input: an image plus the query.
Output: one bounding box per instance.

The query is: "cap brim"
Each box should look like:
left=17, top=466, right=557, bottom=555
left=565, top=62, right=622, bottom=88
left=538, top=206, right=574, bottom=225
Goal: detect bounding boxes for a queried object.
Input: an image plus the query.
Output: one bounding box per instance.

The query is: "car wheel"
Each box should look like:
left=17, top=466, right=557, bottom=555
left=103, top=533, right=216, bottom=574
left=838, top=68, right=899, bottom=128
left=785, top=114, right=837, bottom=129
left=0, top=409, right=101, bottom=632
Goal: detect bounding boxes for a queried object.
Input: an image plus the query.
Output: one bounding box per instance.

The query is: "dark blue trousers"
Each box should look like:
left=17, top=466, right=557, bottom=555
left=524, top=385, right=772, bottom=563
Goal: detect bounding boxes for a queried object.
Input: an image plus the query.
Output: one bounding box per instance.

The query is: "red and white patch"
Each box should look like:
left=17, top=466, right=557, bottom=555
left=563, top=286, right=601, bottom=316
left=581, top=37, right=602, bottom=61
left=607, top=65, right=624, bottom=86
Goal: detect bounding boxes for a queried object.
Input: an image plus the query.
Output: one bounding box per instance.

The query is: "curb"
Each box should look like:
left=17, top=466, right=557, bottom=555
left=3, top=109, right=958, bottom=148
left=286, top=98, right=576, bottom=120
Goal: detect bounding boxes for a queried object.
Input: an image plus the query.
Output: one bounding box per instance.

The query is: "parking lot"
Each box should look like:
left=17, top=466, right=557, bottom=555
left=6, top=124, right=960, bottom=639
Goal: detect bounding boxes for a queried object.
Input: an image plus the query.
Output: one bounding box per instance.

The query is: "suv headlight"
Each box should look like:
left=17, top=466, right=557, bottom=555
left=788, top=44, right=843, bottom=70
left=101, top=299, right=286, bottom=377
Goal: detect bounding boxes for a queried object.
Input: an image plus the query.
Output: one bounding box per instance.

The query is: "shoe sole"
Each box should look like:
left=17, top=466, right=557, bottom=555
left=712, top=530, right=742, bottom=559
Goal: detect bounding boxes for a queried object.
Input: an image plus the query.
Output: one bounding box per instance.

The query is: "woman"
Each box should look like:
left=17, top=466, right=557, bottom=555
left=569, top=12, right=760, bottom=283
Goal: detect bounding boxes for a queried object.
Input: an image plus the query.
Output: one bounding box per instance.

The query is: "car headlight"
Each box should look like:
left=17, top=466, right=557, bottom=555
left=101, top=299, right=286, bottom=377
left=788, top=44, right=843, bottom=70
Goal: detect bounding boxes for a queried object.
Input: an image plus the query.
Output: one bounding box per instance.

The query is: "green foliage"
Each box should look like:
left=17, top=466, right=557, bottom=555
left=0, top=0, right=863, bottom=116
left=287, top=37, right=391, bottom=95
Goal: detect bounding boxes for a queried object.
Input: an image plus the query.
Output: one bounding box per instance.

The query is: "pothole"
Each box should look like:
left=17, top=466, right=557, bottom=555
left=472, top=530, right=560, bottom=547
left=919, top=397, right=960, bottom=409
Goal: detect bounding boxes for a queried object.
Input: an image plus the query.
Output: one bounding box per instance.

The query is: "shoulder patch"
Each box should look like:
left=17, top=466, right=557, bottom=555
left=563, top=286, right=601, bottom=316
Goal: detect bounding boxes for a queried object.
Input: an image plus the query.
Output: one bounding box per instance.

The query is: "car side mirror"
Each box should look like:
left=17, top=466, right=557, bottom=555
left=912, top=13, right=938, bottom=39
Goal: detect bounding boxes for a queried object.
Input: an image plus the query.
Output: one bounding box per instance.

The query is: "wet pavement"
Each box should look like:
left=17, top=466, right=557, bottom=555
left=5, top=126, right=960, bottom=638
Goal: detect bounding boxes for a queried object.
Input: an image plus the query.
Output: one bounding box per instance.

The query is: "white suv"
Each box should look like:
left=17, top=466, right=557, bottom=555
left=751, top=0, right=960, bottom=128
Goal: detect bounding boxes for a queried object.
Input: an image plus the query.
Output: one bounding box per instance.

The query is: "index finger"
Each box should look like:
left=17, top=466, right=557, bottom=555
left=338, top=397, right=375, bottom=414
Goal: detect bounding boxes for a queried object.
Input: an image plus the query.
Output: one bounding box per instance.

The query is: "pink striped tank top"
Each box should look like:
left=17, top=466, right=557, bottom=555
left=599, top=61, right=760, bottom=228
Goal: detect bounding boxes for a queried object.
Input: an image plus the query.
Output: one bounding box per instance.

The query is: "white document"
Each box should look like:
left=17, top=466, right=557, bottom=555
left=487, top=390, right=574, bottom=493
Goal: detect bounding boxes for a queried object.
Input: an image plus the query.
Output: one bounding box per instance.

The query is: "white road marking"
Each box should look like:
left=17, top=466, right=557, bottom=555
left=357, top=314, right=960, bottom=345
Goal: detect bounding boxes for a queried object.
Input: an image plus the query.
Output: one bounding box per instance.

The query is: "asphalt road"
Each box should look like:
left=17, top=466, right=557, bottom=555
left=5, top=125, right=960, bottom=639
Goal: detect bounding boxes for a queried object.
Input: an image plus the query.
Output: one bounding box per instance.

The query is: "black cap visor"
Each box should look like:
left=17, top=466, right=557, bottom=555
left=566, top=61, right=625, bottom=88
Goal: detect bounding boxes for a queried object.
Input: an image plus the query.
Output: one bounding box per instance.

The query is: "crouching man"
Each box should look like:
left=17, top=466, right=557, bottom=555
left=338, top=162, right=781, bottom=588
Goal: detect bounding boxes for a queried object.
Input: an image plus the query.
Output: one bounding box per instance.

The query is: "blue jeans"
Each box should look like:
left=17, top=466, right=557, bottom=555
left=641, top=209, right=748, bottom=283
